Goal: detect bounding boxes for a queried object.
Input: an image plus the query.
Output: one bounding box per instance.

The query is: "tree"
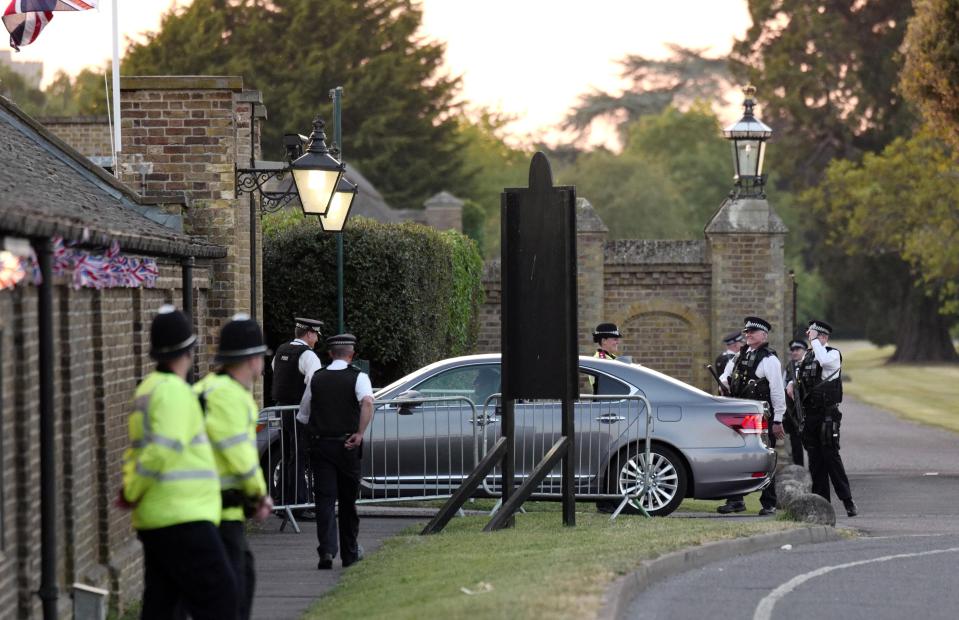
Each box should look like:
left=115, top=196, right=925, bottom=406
left=804, top=129, right=959, bottom=361
left=564, top=45, right=730, bottom=145
left=732, top=0, right=914, bottom=190
left=0, top=63, right=46, bottom=114
left=42, top=67, right=109, bottom=116
left=557, top=104, right=731, bottom=240
left=901, top=0, right=959, bottom=149
left=124, top=0, right=470, bottom=210
left=454, top=110, right=531, bottom=256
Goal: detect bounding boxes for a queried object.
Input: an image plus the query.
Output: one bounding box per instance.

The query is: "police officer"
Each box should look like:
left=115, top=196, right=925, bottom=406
left=119, top=305, right=237, bottom=618
left=715, top=331, right=745, bottom=376
left=297, top=334, right=374, bottom=569
left=195, top=314, right=274, bottom=620
left=593, top=322, right=622, bottom=360
left=718, top=316, right=787, bottom=515
left=787, top=320, right=858, bottom=517
left=783, top=339, right=807, bottom=466
left=271, top=317, right=324, bottom=509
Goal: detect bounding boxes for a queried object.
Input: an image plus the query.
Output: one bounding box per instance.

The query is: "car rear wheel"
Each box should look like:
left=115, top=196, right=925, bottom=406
left=605, top=444, right=687, bottom=517
left=262, top=442, right=283, bottom=504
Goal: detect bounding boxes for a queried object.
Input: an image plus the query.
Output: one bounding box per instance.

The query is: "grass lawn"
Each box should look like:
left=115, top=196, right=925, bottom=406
left=837, top=340, right=959, bottom=434
left=303, top=508, right=798, bottom=620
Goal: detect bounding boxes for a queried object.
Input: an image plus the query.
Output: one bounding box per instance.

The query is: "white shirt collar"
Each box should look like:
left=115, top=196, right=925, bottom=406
left=327, top=359, right=348, bottom=370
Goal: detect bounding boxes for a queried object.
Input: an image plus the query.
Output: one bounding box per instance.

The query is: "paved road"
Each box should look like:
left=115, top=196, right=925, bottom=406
left=624, top=396, right=959, bottom=619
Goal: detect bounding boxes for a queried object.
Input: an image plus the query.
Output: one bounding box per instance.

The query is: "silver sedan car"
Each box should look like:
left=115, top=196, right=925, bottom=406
left=358, top=354, right=776, bottom=517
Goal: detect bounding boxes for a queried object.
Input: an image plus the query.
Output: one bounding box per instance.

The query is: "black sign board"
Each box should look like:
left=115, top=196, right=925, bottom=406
left=501, top=152, right=578, bottom=401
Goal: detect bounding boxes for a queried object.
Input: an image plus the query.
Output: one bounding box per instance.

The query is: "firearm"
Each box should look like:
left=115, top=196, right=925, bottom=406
left=792, top=379, right=805, bottom=433
left=704, top=363, right=729, bottom=396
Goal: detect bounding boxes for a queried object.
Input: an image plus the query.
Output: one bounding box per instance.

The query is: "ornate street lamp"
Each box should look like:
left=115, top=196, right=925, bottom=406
left=291, top=118, right=345, bottom=216
left=723, top=85, right=773, bottom=198
left=320, top=176, right=358, bottom=232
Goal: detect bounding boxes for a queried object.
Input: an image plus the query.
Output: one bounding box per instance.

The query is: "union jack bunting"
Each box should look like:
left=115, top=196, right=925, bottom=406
left=3, top=0, right=96, bottom=51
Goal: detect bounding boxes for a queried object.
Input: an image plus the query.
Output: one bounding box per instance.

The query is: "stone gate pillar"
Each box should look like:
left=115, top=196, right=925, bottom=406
left=706, top=197, right=789, bottom=356
left=117, top=76, right=265, bottom=367
left=576, top=198, right=608, bottom=355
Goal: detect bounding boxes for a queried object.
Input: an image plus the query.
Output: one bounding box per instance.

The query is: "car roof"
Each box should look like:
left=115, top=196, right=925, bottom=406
left=375, top=353, right=714, bottom=400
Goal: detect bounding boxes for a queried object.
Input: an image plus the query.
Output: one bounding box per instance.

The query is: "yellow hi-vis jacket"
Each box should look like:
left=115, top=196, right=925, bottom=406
left=194, top=372, right=268, bottom=522
left=122, top=371, right=221, bottom=530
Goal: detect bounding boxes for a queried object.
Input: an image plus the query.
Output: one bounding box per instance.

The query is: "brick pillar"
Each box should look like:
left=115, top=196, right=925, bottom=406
left=118, top=76, right=265, bottom=368
left=706, top=197, right=789, bottom=355
left=576, top=198, right=609, bottom=355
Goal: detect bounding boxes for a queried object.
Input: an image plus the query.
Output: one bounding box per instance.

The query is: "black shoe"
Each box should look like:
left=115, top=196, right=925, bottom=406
left=758, top=506, right=777, bottom=516
left=717, top=501, right=746, bottom=514
left=293, top=508, right=316, bottom=521
left=843, top=499, right=858, bottom=517
left=317, top=553, right=333, bottom=570
left=342, top=546, right=364, bottom=568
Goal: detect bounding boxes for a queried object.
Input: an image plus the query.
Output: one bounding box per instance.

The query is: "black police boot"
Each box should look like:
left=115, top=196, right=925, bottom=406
left=843, top=499, right=858, bottom=517
left=317, top=553, right=333, bottom=570
left=758, top=506, right=777, bottom=516
left=717, top=501, right=746, bottom=514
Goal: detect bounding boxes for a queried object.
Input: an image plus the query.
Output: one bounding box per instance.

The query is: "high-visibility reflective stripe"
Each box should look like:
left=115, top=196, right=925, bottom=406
left=134, top=394, right=151, bottom=415
left=136, top=462, right=217, bottom=482
left=220, top=464, right=259, bottom=487
left=145, top=433, right=183, bottom=452
left=191, top=433, right=209, bottom=445
left=131, top=440, right=145, bottom=449
left=214, top=432, right=250, bottom=451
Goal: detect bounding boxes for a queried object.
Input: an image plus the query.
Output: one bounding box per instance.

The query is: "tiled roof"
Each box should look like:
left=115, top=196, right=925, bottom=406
left=0, top=96, right=225, bottom=259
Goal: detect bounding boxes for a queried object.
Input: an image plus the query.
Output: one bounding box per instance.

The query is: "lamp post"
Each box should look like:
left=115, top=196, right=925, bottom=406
left=723, top=85, right=773, bottom=198
left=323, top=86, right=359, bottom=334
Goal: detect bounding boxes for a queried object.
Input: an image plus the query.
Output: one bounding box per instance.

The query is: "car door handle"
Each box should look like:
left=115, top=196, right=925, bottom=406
left=595, top=414, right=626, bottom=424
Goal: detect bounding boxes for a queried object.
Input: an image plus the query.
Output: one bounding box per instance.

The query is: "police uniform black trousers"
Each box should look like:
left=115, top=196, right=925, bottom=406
left=220, top=521, right=256, bottom=620
left=802, top=408, right=852, bottom=502
left=308, top=437, right=361, bottom=563
left=138, top=521, right=237, bottom=620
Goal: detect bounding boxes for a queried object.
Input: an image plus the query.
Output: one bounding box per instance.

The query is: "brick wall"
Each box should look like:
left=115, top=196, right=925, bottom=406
left=39, top=117, right=112, bottom=162
left=0, top=258, right=214, bottom=618
left=477, top=197, right=789, bottom=393
left=118, top=77, right=263, bottom=341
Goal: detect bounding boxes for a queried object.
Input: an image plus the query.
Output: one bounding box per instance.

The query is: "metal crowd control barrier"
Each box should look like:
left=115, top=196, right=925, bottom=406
left=257, top=396, right=481, bottom=532
left=478, top=393, right=654, bottom=519
left=258, top=393, right=655, bottom=532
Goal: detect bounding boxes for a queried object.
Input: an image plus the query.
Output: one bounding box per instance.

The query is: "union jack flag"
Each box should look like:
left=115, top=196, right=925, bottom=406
left=3, top=0, right=96, bottom=51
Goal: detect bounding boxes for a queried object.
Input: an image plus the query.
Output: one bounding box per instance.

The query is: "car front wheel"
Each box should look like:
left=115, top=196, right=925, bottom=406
left=606, top=443, right=688, bottom=517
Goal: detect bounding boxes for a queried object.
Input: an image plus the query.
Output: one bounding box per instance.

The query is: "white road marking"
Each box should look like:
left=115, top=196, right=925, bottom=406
left=753, top=546, right=959, bottom=620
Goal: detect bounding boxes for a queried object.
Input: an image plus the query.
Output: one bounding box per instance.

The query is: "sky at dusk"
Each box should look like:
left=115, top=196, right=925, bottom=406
left=4, top=0, right=752, bottom=145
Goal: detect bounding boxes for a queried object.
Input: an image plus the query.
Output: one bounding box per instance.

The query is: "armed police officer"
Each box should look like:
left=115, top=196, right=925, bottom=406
left=195, top=314, right=274, bottom=620
left=717, top=316, right=787, bottom=515
left=786, top=320, right=858, bottom=517
left=593, top=322, right=622, bottom=360
left=271, top=317, right=324, bottom=510
left=783, top=339, right=807, bottom=466
left=120, top=305, right=237, bottom=618
left=715, top=331, right=745, bottom=377
left=297, top=334, right=374, bottom=569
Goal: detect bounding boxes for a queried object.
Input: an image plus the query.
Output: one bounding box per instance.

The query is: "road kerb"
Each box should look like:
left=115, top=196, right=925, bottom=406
left=598, top=525, right=845, bottom=620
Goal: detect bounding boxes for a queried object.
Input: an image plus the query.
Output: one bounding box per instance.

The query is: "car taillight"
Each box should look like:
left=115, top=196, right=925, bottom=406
left=716, top=413, right=767, bottom=434
left=255, top=422, right=265, bottom=434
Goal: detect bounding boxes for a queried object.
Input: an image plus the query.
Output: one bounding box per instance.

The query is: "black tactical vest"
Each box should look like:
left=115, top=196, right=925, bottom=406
left=798, top=347, right=843, bottom=411
left=307, top=366, right=362, bottom=436
left=715, top=351, right=735, bottom=376
left=729, top=344, right=776, bottom=412
left=271, top=342, right=312, bottom=405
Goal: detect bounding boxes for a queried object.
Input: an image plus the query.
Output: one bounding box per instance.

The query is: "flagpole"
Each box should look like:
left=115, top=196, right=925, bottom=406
left=111, top=0, right=121, bottom=172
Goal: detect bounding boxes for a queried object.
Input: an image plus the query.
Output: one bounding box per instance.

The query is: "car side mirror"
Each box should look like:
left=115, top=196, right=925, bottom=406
left=396, top=390, right=424, bottom=415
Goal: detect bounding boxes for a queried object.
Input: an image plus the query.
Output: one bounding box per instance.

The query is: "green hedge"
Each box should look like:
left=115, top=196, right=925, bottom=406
left=263, top=213, right=484, bottom=386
